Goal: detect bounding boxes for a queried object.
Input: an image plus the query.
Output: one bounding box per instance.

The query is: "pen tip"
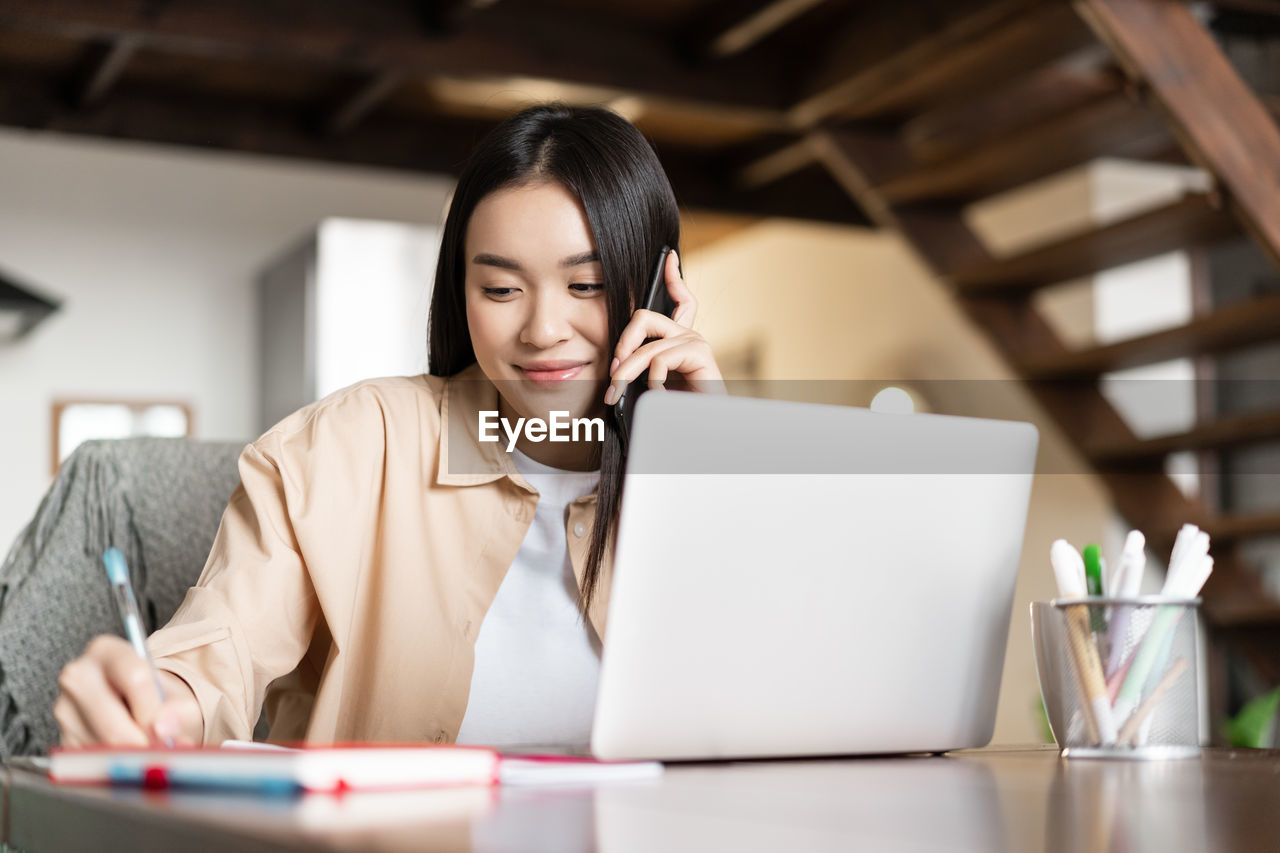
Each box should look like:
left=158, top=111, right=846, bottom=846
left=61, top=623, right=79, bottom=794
left=102, top=548, right=129, bottom=584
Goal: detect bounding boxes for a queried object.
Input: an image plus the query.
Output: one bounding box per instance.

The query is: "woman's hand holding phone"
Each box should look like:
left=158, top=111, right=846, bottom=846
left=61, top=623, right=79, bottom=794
left=604, top=249, right=723, bottom=406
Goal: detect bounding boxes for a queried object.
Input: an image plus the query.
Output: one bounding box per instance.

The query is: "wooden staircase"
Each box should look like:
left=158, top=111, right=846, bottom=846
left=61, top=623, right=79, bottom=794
left=748, top=0, right=1280, bottom=736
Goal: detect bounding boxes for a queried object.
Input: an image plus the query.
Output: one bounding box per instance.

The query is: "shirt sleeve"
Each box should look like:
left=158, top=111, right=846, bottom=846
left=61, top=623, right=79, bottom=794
left=146, top=437, right=320, bottom=745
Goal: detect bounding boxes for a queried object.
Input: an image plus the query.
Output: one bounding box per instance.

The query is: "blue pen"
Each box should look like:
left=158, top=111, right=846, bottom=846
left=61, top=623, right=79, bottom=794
left=103, top=548, right=172, bottom=745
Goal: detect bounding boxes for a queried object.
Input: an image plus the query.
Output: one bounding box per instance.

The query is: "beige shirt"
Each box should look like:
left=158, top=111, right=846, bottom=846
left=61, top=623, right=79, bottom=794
left=146, top=364, right=612, bottom=746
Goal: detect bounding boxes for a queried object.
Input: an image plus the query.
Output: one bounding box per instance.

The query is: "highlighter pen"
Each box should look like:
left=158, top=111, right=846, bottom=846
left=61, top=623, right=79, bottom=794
left=1050, top=540, right=1119, bottom=746
left=103, top=548, right=172, bottom=745
left=1082, top=544, right=1106, bottom=633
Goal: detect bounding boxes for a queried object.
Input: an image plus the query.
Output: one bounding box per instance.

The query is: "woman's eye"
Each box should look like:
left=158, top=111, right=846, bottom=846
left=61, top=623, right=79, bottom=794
left=483, top=287, right=517, bottom=298
left=570, top=283, right=604, bottom=294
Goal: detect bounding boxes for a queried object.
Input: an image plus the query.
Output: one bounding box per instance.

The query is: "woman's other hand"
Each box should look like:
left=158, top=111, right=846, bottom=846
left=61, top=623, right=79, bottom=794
left=604, top=249, right=724, bottom=404
left=55, top=634, right=203, bottom=748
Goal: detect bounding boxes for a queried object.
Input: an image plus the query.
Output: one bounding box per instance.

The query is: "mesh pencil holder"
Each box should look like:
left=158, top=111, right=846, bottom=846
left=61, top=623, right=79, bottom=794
left=1031, top=597, right=1201, bottom=759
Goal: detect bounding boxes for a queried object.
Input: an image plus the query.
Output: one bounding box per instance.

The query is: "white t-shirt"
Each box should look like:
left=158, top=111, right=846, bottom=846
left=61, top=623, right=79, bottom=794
left=454, top=448, right=602, bottom=747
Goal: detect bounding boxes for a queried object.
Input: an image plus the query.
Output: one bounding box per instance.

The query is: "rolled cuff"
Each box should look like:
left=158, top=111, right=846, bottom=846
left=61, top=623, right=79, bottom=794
left=148, top=621, right=252, bottom=745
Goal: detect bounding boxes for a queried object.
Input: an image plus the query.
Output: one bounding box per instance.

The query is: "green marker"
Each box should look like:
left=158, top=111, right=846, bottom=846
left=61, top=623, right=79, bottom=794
left=1083, top=544, right=1105, bottom=632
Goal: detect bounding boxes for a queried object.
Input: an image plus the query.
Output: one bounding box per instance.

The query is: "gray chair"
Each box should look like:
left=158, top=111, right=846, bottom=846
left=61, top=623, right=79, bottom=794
left=0, top=437, right=244, bottom=758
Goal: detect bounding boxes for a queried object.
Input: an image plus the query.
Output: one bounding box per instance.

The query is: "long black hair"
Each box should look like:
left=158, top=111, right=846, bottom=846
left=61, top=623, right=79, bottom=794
left=428, top=102, right=681, bottom=611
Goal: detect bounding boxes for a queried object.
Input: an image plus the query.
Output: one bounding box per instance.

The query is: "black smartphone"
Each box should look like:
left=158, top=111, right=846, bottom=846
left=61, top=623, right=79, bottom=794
left=613, top=245, right=675, bottom=451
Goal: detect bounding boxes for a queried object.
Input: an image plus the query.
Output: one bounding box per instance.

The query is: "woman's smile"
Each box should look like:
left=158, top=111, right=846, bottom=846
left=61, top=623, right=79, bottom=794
left=517, top=360, right=591, bottom=385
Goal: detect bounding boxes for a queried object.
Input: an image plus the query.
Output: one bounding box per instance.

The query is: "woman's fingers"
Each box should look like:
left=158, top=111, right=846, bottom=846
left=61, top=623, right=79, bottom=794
left=611, top=336, right=687, bottom=385
left=665, top=250, right=698, bottom=327
left=54, top=634, right=206, bottom=748
left=646, top=349, right=671, bottom=390
left=153, top=673, right=204, bottom=746
left=95, top=636, right=164, bottom=732
left=151, top=701, right=198, bottom=747
left=615, top=250, right=696, bottom=365
left=606, top=335, right=722, bottom=402
left=53, top=694, right=93, bottom=748
left=613, top=310, right=686, bottom=368
left=604, top=251, right=721, bottom=405
left=57, top=652, right=151, bottom=747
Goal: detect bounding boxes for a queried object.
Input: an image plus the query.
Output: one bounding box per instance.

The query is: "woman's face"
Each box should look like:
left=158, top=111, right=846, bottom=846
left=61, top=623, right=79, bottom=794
left=464, top=180, right=611, bottom=425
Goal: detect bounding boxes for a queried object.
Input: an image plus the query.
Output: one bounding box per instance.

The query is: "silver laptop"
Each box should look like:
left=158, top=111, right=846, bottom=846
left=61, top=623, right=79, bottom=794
left=590, top=390, right=1038, bottom=761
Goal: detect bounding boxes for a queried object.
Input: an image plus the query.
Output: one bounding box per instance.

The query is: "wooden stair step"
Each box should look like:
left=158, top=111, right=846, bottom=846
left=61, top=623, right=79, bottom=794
left=1171, top=548, right=1280, bottom=628
left=1019, top=291, right=1280, bottom=380
left=1089, top=409, right=1280, bottom=466
left=949, top=193, right=1237, bottom=294
left=1078, top=0, right=1280, bottom=274
left=903, top=49, right=1121, bottom=164
left=846, top=4, right=1099, bottom=122
left=1203, top=510, right=1280, bottom=545
left=871, top=92, right=1171, bottom=205
left=790, top=0, right=1083, bottom=127
left=1202, top=595, right=1280, bottom=630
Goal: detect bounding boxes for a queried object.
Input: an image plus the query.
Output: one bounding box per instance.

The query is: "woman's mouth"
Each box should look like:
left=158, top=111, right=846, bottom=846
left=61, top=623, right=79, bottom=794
left=518, top=361, right=588, bottom=385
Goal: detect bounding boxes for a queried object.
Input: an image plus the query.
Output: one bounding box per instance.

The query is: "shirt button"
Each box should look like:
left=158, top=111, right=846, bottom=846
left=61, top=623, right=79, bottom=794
left=573, top=522, right=586, bottom=537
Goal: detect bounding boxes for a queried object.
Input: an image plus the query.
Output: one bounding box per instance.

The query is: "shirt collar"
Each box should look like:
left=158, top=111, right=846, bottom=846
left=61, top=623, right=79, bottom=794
left=436, top=363, right=524, bottom=488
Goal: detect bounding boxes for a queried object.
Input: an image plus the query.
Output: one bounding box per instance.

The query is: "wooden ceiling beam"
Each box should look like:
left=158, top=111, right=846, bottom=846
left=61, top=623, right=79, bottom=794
left=706, top=0, right=830, bottom=59
left=323, top=70, right=404, bottom=136
left=736, top=136, right=817, bottom=190
left=0, top=69, right=487, bottom=173
left=0, top=0, right=788, bottom=111
left=71, top=34, right=139, bottom=108
left=661, top=148, right=869, bottom=225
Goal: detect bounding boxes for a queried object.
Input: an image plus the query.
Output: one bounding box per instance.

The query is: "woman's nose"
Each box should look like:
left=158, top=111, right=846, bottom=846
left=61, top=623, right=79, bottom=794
left=520, top=292, right=572, bottom=348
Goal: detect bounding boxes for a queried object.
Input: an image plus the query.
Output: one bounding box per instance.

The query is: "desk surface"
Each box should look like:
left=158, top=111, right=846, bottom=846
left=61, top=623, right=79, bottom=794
left=5, top=745, right=1280, bottom=852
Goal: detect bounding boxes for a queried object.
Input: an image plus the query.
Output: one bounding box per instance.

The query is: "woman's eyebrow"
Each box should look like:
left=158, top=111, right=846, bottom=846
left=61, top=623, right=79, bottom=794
left=471, top=251, right=600, bottom=270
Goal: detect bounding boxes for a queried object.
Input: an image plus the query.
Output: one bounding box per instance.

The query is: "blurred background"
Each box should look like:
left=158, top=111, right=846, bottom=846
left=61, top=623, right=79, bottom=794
left=1, top=0, right=1279, bottom=747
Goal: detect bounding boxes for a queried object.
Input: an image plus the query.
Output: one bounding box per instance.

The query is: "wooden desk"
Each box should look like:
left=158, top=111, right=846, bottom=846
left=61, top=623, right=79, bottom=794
left=4, top=746, right=1279, bottom=852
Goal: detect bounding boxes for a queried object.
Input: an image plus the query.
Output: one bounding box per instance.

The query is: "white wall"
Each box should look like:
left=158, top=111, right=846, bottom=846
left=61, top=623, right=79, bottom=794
left=314, top=219, right=442, bottom=399
left=0, top=129, right=453, bottom=551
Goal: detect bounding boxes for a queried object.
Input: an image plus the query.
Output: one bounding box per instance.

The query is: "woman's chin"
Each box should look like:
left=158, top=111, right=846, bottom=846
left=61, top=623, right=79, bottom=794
left=501, top=380, right=603, bottom=420
left=519, top=400, right=607, bottom=426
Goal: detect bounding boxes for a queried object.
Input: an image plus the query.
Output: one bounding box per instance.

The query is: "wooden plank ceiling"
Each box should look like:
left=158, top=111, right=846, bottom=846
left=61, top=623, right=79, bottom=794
left=0, top=0, right=1137, bottom=227
left=0, top=0, right=880, bottom=224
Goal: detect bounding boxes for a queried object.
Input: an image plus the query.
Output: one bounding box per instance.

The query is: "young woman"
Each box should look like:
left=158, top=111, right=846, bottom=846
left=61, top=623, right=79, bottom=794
left=54, top=103, right=723, bottom=749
